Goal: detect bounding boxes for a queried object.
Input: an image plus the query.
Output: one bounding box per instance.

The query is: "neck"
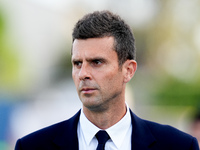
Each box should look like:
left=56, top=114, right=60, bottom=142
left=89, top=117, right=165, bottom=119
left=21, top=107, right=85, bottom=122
left=83, top=101, right=127, bottom=129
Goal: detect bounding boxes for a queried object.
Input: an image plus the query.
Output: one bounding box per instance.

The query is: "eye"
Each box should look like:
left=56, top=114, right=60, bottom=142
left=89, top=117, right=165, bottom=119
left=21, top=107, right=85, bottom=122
left=91, top=59, right=103, bottom=66
left=73, top=61, right=82, bottom=68
left=93, top=60, right=102, bottom=65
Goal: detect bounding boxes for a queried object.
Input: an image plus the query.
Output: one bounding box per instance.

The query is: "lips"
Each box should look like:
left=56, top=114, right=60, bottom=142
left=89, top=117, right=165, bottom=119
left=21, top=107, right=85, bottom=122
left=80, top=87, right=97, bottom=94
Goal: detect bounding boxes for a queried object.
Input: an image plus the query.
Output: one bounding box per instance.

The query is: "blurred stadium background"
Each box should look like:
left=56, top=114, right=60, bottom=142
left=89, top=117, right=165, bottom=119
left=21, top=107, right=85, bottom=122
left=0, top=0, right=200, bottom=149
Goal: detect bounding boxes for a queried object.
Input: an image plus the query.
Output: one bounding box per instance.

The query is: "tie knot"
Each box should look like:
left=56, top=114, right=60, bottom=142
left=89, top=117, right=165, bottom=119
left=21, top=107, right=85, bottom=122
left=95, top=130, right=110, bottom=144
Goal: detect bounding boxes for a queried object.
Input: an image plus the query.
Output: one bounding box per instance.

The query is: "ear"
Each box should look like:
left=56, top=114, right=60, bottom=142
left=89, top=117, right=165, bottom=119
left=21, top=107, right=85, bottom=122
left=123, top=60, right=137, bottom=83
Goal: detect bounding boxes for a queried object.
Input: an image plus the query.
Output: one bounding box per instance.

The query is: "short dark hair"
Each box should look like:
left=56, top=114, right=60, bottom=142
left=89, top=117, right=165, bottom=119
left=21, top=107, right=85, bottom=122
left=72, top=10, right=136, bottom=65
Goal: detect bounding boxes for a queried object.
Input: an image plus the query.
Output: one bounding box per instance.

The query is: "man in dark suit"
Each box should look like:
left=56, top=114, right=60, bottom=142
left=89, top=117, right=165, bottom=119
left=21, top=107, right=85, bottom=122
left=15, top=10, right=199, bottom=150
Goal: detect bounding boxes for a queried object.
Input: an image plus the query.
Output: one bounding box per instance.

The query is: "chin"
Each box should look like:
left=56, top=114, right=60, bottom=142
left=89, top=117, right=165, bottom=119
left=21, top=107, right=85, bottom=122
left=83, top=102, right=107, bottom=113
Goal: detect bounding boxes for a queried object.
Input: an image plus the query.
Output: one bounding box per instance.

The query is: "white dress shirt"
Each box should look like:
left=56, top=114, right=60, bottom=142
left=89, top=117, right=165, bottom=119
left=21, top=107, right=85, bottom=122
left=77, top=104, right=132, bottom=150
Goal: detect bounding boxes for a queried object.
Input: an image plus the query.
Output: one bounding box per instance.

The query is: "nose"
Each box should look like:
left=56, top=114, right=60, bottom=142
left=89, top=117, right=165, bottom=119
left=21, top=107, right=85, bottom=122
left=78, top=63, right=91, bottom=80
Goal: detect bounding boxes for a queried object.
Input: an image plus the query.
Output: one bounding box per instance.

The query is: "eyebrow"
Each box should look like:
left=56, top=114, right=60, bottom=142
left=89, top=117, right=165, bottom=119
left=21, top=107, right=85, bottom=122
left=72, top=57, right=107, bottom=63
left=87, top=57, right=106, bottom=62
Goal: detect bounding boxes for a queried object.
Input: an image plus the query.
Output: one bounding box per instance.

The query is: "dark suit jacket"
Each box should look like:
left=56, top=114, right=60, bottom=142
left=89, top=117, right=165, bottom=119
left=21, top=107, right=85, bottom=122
left=15, top=109, right=199, bottom=150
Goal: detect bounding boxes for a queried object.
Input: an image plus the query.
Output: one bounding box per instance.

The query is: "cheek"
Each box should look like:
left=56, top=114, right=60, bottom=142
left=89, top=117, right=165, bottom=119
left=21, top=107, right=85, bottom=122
left=72, top=68, right=78, bottom=79
left=101, top=71, right=123, bottom=87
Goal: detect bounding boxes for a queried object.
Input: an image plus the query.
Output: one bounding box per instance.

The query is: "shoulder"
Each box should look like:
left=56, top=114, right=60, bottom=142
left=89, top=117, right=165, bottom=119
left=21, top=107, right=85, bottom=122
left=22, top=110, right=80, bottom=139
left=15, top=110, right=81, bottom=150
left=145, top=119, right=191, bottom=140
left=145, top=120, right=198, bottom=149
left=130, top=110, right=199, bottom=149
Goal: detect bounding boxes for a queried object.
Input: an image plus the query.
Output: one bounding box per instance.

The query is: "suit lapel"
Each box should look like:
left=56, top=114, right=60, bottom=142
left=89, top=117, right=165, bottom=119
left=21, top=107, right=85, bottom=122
left=130, top=110, right=156, bottom=150
left=52, top=109, right=156, bottom=150
left=53, top=110, right=81, bottom=150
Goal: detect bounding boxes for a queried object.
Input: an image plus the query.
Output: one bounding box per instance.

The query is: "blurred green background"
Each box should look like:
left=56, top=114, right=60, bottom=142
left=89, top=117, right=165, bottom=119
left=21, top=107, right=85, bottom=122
left=0, top=0, right=200, bottom=149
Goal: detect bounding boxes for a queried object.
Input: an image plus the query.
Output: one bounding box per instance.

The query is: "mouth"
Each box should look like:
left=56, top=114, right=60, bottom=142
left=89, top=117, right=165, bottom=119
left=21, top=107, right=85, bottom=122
left=80, top=88, right=97, bottom=94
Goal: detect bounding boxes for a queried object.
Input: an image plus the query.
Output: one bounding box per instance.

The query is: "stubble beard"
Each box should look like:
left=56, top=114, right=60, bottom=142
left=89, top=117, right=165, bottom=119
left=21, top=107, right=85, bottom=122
left=80, top=88, right=122, bottom=113
left=80, top=91, right=106, bottom=112
left=78, top=80, right=123, bottom=113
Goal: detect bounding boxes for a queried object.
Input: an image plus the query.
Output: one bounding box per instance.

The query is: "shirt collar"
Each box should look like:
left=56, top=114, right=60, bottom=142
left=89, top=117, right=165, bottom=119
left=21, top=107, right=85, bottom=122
left=79, top=109, right=100, bottom=145
left=106, top=104, right=132, bottom=148
left=79, top=103, right=132, bottom=148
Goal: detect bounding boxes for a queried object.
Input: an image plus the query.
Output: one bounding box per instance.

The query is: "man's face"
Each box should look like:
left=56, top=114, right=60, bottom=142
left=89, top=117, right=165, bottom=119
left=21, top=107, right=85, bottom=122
left=72, top=37, right=126, bottom=112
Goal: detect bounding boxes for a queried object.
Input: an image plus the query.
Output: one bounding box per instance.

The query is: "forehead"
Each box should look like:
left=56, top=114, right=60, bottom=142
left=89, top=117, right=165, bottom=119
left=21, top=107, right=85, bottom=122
left=72, top=37, right=116, bottom=59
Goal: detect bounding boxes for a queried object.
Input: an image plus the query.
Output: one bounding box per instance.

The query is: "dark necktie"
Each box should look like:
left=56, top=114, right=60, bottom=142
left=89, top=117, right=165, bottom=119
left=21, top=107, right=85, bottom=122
left=95, top=130, right=110, bottom=150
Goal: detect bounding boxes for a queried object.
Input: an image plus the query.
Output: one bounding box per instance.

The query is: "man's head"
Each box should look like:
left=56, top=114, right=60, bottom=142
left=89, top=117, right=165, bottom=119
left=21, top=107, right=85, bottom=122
left=72, top=10, right=136, bottom=66
left=71, top=11, right=137, bottom=113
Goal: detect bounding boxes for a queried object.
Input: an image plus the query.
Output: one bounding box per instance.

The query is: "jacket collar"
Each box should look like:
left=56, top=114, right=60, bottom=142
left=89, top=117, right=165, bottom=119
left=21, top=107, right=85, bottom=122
left=53, top=110, right=81, bottom=150
left=130, top=110, right=156, bottom=149
left=52, top=109, right=156, bottom=150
